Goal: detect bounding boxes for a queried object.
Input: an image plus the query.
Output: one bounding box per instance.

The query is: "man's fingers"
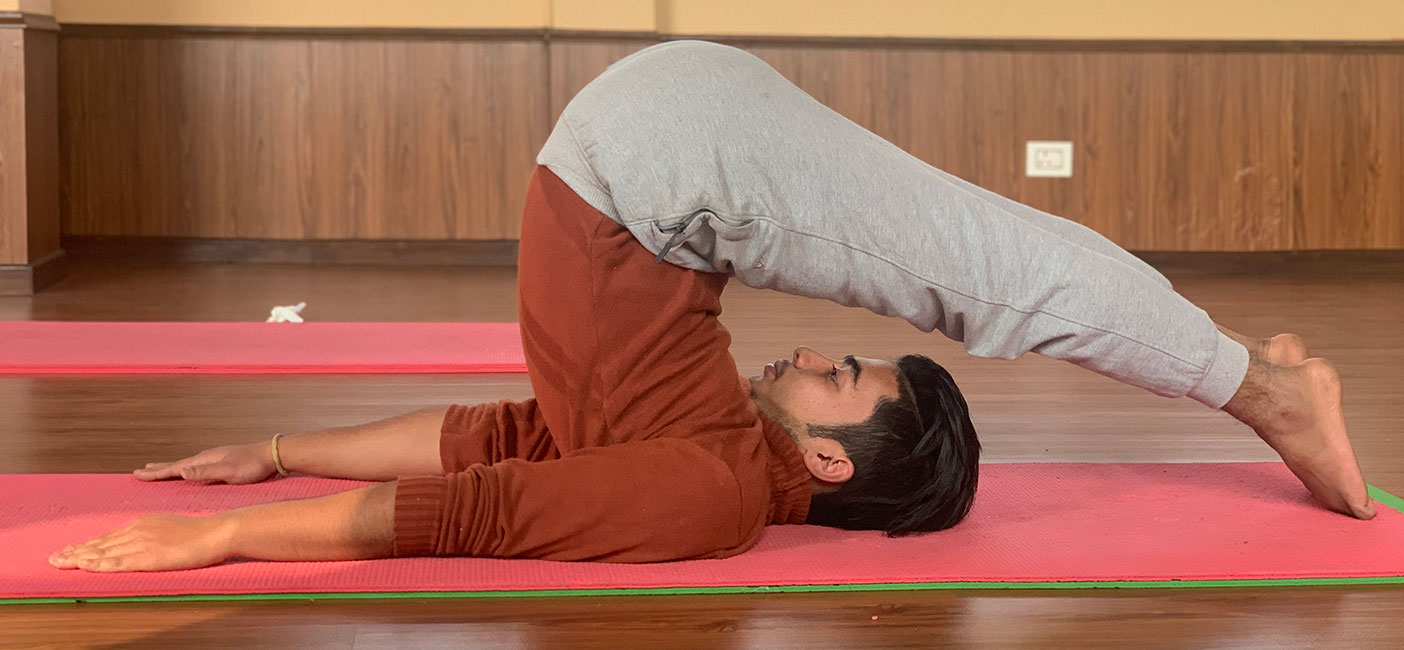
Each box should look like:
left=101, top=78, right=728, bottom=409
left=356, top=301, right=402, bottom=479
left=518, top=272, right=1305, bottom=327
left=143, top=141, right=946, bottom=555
left=51, top=529, right=139, bottom=566
left=59, top=534, right=137, bottom=561
left=92, top=531, right=140, bottom=550
left=133, top=463, right=186, bottom=480
left=82, top=552, right=138, bottom=573
left=181, top=463, right=234, bottom=483
left=65, top=541, right=146, bottom=572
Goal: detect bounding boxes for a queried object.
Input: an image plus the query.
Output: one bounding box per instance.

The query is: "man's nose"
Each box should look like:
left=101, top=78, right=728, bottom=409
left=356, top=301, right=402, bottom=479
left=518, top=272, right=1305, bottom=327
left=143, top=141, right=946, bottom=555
left=792, top=346, right=834, bottom=369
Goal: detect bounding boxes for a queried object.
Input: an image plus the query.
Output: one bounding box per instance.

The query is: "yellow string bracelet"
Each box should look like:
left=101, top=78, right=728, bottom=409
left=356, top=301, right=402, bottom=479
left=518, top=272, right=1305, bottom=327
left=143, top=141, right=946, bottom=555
left=271, top=433, right=290, bottom=477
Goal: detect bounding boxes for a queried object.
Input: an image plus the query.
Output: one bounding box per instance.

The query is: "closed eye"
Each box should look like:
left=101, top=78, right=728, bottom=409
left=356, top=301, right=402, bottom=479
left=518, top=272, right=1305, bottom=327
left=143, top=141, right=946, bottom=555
left=843, top=355, right=862, bottom=388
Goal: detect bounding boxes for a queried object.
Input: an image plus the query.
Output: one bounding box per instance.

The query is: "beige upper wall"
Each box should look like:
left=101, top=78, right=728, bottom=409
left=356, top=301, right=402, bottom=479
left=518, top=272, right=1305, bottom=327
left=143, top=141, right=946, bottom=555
left=667, top=0, right=1404, bottom=40
left=34, top=0, right=1404, bottom=40
left=553, top=0, right=656, bottom=32
left=1, top=0, right=53, bottom=13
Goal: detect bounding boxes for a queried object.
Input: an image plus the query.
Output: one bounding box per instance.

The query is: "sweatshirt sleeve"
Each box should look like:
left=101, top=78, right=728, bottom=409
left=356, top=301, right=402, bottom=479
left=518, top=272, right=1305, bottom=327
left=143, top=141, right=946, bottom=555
left=393, top=437, right=758, bottom=562
left=439, top=399, right=558, bottom=473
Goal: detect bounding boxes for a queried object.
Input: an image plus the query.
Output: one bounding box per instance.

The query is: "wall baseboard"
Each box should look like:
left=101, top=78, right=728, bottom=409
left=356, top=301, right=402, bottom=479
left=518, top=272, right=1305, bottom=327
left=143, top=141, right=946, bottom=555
left=0, top=248, right=68, bottom=296
left=57, top=237, right=1404, bottom=276
left=62, top=237, right=520, bottom=267
left=1135, top=251, right=1404, bottom=275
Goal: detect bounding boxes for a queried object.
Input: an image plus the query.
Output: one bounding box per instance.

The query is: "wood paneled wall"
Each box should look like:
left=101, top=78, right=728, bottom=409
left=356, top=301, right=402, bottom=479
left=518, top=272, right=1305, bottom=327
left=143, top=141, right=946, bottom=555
left=734, top=45, right=1404, bottom=251
left=57, top=29, right=1404, bottom=250
left=60, top=35, right=546, bottom=240
left=23, top=25, right=60, bottom=261
left=548, top=38, right=654, bottom=121
left=1, top=16, right=60, bottom=268
left=0, top=26, right=28, bottom=264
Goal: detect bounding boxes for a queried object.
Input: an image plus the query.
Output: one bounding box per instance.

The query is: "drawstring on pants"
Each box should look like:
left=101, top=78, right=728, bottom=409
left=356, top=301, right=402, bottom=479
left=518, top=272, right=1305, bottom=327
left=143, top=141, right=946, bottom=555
left=654, top=210, right=712, bottom=263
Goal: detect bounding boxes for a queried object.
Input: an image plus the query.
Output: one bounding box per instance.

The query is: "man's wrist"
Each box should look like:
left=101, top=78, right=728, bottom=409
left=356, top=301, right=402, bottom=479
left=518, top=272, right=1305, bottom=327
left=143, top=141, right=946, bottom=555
left=266, top=434, right=289, bottom=475
left=209, top=510, right=242, bottom=560
left=204, top=482, right=397, bottom=562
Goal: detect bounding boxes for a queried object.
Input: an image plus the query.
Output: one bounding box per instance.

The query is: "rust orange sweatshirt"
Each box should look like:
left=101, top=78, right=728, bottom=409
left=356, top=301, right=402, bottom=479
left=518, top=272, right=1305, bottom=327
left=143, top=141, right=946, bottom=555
left=390, top=167, right=812, bottom=562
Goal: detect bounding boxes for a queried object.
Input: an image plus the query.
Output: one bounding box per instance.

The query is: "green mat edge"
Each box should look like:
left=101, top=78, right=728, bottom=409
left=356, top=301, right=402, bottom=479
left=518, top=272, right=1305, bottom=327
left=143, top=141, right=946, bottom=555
left=6, top=483, right=1402, bottom=606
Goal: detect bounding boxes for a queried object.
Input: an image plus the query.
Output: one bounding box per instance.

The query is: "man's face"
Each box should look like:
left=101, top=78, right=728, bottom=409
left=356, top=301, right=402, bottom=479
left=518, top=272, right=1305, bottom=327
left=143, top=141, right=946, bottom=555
left=748, top=346, right=902, bottom=433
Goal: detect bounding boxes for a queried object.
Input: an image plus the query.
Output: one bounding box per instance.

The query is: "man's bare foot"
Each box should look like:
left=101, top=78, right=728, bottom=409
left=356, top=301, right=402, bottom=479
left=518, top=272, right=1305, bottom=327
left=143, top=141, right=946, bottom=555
left=1223, top=358, right=1376, bottom=519
left=1262, top=333, right=1308, bottom=365
left=1217, top=324, right=1308, bottom=365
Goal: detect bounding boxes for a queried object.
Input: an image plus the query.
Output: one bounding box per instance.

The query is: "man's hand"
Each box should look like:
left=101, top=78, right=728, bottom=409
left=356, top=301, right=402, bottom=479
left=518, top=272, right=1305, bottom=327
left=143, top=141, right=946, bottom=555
left=134, top=443, right=277, bottom=484
left=48, top=514, right=234, bottom=572
left=48, top=482, right=397, bottom=572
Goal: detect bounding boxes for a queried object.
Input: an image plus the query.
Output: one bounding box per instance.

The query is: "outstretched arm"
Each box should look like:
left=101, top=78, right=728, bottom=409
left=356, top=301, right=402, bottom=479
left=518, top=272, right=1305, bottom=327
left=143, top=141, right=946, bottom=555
left=265, top=409, right=450, bottom=481
left=52, top=435, right=756, bottom=572
left=50, top=482, right=396, bottom=572
left=273, top=400, right=555, bottom=479
left=221, top=481, right=396, bottom=561
left=137, top=400, right=552, bottom=484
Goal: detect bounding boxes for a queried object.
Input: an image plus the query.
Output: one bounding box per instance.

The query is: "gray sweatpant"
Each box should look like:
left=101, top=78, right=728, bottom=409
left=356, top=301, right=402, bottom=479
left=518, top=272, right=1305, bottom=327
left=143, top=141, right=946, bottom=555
left=537, top=40, right=1248, bottom=408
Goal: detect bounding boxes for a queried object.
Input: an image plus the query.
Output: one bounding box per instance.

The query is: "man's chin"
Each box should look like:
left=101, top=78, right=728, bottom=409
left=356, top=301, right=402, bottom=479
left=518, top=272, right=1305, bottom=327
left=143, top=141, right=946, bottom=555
left=746, top=375, right=772, bottom=399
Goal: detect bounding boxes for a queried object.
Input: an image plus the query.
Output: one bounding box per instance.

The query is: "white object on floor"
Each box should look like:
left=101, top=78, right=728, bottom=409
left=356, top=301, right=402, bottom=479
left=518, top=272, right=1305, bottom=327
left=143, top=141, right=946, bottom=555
left=266, top=302, right=307, bottom=323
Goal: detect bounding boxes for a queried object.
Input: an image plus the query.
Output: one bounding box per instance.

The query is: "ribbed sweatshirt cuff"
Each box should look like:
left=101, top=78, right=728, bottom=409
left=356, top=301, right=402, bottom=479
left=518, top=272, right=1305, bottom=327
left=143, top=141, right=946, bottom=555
left=537, top=116, right=621, bottom=223
left=393, top=476, right=449, bottom=557
left=1186, top=331, right=1250, bottom=409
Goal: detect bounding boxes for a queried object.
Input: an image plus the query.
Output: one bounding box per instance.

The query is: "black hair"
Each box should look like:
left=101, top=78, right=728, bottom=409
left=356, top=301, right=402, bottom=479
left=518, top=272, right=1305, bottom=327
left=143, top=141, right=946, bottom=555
left=805, top=354, right=981, bottom=536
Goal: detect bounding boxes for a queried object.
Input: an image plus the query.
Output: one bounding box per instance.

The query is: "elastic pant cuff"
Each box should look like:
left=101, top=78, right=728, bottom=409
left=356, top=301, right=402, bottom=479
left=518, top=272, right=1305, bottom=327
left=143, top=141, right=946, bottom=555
left=1186, top=331, right=1250, bottom=409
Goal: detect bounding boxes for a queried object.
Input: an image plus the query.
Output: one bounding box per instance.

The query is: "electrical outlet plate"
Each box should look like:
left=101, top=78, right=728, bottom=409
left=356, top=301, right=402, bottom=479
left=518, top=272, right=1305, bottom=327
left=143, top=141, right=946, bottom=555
left=1026, top=141, right=1074, bottom=178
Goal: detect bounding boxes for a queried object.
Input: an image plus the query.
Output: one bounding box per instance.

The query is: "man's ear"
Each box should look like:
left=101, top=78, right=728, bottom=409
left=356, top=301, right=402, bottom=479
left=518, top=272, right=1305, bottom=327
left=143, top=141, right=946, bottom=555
left=803, top=438, right=854, bottom=484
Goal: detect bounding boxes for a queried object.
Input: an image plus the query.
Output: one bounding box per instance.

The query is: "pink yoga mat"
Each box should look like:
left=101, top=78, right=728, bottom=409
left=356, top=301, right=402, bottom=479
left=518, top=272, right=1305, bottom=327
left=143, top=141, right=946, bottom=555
left=3, top=463, right=1402, bottom=602
left=0, top=322, right=526, bottom=374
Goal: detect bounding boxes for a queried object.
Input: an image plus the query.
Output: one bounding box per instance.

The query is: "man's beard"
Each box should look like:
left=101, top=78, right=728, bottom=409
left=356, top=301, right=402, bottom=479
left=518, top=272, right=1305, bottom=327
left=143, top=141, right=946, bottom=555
left=751, top=393, right=804, bottom=444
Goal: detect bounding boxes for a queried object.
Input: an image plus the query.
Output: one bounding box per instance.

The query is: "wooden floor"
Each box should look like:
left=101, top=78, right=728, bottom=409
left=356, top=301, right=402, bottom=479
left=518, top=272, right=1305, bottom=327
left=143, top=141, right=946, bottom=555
left=1, top=253, right=1401, bottom=649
